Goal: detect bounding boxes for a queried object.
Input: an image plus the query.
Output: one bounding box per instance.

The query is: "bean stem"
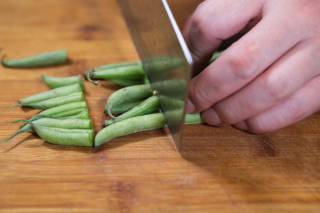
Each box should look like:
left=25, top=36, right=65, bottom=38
left=87, top=72, right=100, bottom=86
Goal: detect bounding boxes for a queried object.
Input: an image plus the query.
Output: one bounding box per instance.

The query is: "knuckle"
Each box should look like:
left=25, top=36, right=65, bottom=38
left=191, top=4, right=208, bottom=37
left=190, top=81, right=212, bottom=110
left=263, top=78, right=291, bottom=103
left=286, top=97, right=306, bottom=121
left=226, top=43, right=258, bottom=80
left=190, top=1, right=216, bottom=41
left=214, top=104, right=237, bottom=125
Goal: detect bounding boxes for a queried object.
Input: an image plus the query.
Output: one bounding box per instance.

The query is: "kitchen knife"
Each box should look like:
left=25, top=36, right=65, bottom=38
left=117, top=0, right=193, bottom=150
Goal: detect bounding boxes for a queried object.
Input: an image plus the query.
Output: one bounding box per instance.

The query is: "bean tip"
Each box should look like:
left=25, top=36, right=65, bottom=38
left=87, top=72, right=100, bottom=86
left=8, top=103, right=22, bottom=112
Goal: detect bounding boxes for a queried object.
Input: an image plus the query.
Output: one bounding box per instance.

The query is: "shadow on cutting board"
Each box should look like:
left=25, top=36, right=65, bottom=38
left=177, top=123, right=320, bottom=201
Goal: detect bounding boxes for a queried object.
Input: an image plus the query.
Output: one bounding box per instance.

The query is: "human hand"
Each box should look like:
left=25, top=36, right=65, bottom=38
left=183, top=0, right=320, bottom=133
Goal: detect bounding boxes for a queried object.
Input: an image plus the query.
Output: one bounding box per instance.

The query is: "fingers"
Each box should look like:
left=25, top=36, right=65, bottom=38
left=187, top=2, right=311, bottom=113
left=187, top=0, right=263, bottom=74
left=201, top=36, right=320, bottom=126
left=233, top=75, right=320, bottom=133
left=182, top=14, right=193, bottom=42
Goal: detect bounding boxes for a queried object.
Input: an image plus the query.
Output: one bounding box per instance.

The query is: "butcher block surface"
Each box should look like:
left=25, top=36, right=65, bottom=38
left=0, top=0, right=320, bottom=212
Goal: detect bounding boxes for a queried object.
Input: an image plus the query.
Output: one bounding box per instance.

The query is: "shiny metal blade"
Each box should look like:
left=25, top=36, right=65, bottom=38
left=117, top=0, right=192, bottom=150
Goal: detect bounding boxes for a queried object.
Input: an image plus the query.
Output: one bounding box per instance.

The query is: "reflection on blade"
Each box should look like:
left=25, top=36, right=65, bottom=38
left=117, top=0, right=192, bottom=150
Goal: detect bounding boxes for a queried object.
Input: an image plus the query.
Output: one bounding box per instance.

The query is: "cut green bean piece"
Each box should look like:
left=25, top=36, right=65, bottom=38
left=95, top=113, right=165, bottom=147
left=94, top=113, right=204, bottom=147
left=41, top=75, right=86, bottom=90
left=47, top=108, right=88, bottom=118
left=26, top=109, right=90, bottom=127
left=19, top=101, right=87, bottom=129
left=185, top=113, right=204, bottom=125
left=38, top=101, right=87, bottom=116
left=19, top=119, right=94, bottom=146
left=18, top=83, right=82, bottom=104
left=31, top=109, right=90, bottom=121
left=107, top=100, right=143, bottom=114
left=9, top=92, right=84, bottom=111
left=89, top=65, right=145, bottom=80
left=37, top=126, right=94, bottom=146
left=84, top=61, right=142, bottom=77
left=14, top=118, right=92, bottom=130
left=104, top=106, right=160, bottom=127
left=104, top=96, right=160, bottom=126
left=109, top=79, right=146, bottom=87
left=1, top=49, right=67, bottom=68
left=106, top=84, right=153, bottom=118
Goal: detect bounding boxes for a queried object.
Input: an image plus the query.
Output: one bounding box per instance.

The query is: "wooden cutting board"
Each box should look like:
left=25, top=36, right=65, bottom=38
left=0, top=0, right=319, bottom=212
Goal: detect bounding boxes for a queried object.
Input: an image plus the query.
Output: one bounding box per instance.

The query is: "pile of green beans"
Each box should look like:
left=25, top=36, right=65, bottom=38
left=92, top=83, right=204, bottom=147
left=8, top=80, right=87, bottom=111
left=2, top=74, right=94, bottom=146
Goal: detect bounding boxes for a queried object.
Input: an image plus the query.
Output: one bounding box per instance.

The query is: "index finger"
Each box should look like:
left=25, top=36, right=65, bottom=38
left=187, top=0, right=263, bottom=74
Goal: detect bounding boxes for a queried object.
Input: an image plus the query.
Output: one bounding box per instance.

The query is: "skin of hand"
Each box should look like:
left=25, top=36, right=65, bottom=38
left=183, top=0, right=320, bottom=133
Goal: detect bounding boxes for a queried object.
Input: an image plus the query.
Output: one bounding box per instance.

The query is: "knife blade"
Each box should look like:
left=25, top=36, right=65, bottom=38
left=117, top=0, right=193, bottom=150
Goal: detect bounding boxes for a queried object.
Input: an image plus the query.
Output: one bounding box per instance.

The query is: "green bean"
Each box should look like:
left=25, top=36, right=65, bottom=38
left=18, top=83, right=82, bottom=104
left=1, top=49, right=67, bottom=68
left=41, top=75, right=86, bottom=90
left=143, top=77, right=150, bottom=85
left=106, top=100, right=143, bottom=114
left=87, top=65, right=146, bottom=86
left=89, top=65, right=145, bottom=80
left=94, top=113, right=204, bottom=147
left=32, top=108, right=90, bottom=120
left=209, top=51, right=223, bottom=64
left=14, top=118, right=92, bottom=130
left=106, top=84, right=153, bottom=118
left=55, top=108, right=90, bottom=119
left=9, top=92, right=84, bottom=111
left=104, top=106, right=160, bottom=127
left=109, top=79, right=146, bottom=87
left=37, top=101, right=87, bottom=116
left=18, top=101, right=87, bottom=130
left=84, top=61, right=142, bottom=77
left=104, top=96, right=160, bottom=126
left=184, top=113, right=204, bottom=125
left=18, top=119, right=94, bottom=147
left=1, top=109, right=90, bottom=144
left=47, top=108, right=89, bottom=118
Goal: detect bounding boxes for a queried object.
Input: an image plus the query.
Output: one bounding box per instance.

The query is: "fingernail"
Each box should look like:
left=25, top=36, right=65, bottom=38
left=186, top=99, right=195, bottom=113
left=233, top=121, right=248, bottom=131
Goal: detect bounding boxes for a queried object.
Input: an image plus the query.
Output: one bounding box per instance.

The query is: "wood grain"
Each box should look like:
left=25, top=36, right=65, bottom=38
left=0, top=0, right=320, bottom=212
